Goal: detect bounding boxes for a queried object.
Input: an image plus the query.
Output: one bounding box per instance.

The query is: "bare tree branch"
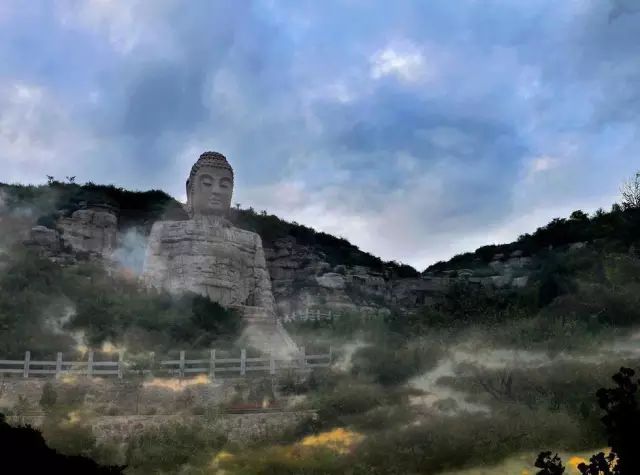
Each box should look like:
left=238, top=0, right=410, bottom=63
left=621, top=171, right=640, bottom=210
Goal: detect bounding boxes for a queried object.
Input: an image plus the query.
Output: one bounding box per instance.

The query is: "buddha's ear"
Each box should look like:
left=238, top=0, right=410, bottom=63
left=185, top=178, right=193, bottom=218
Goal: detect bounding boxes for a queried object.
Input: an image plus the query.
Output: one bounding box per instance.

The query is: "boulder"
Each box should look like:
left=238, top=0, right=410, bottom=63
left=315, top=273, right=346, bottom=289
left=58, top=206, right=118, bottom=258
left=29, top=225, right=62, bottom=252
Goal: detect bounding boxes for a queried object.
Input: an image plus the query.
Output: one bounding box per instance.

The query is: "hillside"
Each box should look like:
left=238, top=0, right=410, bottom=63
left=2, top=179, right=640, bottom=475
left=427, top=206, right=640, bottom=274
left=0, top=180, right=418, bottom=276
left=2, top=178, right=640, bottom=352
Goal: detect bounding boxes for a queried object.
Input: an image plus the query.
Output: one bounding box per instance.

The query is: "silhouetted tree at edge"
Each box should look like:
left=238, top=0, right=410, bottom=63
left=0, top=413, right=124, bottom=474
left=535, top=367, right=640, bottom=475
left=535, top=451, right=566, bottom=475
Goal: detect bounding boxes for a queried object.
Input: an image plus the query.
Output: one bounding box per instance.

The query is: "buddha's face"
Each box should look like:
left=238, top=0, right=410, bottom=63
left=191, top=166, right=233, bottom=216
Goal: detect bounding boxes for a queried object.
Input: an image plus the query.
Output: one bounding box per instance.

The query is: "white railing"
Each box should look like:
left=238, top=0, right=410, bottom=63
left=281, top=309, right=387, bottom=323
left=0, top=347, right=331, bottom=379
left=281, top=309, right=339, bottom=323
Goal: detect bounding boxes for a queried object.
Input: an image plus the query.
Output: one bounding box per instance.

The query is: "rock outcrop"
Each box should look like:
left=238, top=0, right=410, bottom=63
left=57, top=205, right=118, bottom=258
left=264, top=236, right=449, bottom=317
left=28, top=225, right=63, bottom=254
left=26, top=204, right=118, bottom=263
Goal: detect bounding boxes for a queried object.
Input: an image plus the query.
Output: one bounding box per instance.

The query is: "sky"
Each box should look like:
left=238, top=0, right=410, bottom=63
left=1, top=0, right=640, bottom=270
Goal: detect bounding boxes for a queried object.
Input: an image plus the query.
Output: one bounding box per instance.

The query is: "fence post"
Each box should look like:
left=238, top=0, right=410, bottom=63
left=23, top=351, right=30, bottom=378
left=209, top=349, right=216, bottom=380
left=179, top=351, right=185, bottom=379
left=299, top=346, right=305, bottom=370
left=118, top=351, right=124, bottom=379
left=269, top=352, right=275, bottom=375
left=56, top=352, right=62, bottom=379
left=87, top=351, right=94, bottom=378
left=240, top=349, right=246, bottom=376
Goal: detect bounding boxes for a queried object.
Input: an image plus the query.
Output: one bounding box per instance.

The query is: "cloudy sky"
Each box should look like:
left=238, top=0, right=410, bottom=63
left=1, top=0, right=639, bottom=270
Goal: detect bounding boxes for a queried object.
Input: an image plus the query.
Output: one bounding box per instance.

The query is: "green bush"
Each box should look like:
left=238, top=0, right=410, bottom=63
left=357, top=406, right=589, bottom=474
left=39, top=382, right=58, bottom=411
left=313, top=381, right=388, bottom=430
left=124, top=422, right=227, bottom=474
left=0, top=249, right=244, bottom=355
left=350, top=341, right=442, bottom=386
left=41, top=413, right=98, bottom=458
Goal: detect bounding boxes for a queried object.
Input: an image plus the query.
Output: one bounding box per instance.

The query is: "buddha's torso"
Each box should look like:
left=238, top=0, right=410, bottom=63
left=143, top=218, right=275, bottom=310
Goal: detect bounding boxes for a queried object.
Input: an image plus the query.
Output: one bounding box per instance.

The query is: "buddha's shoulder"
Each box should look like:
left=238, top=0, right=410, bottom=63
left=227, top=225, right=263, bottom=246
left=149, top=219, right=189, bottom=233
left=228, top=225, right=259, bottom=238
left=149, top=220, right=262, bottom=245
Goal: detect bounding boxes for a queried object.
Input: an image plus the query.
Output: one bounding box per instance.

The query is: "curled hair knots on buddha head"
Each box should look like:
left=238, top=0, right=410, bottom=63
left=185, top=151, right=234, bottom=218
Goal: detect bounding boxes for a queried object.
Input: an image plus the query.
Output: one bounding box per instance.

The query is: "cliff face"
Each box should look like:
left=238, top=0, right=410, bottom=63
left=57, top=206, right=118, bottom=258
left=263, top=236, right=447, bottom=316
left=25, top=204, right=453, bottom=317
left=26, top=205, right=119, bottom=262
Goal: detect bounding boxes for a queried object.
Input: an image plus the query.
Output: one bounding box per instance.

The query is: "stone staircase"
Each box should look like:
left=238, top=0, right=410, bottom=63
left=232, top=305, right=299, bottom=357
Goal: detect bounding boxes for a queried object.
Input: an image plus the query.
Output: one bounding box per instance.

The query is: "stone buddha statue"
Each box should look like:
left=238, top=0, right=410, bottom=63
left=143, top=151, right=276, bottom=313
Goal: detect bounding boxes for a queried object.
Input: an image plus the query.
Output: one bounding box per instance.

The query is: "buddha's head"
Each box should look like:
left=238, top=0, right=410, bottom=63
left=186, top=151, right=234, bottom=218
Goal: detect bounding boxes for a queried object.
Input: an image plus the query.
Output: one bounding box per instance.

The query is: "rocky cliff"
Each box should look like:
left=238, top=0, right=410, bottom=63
left=26, top=206, right=448, bottom=317
left=5, top=181, right=540, bottom=319
left=264, top=236, right=451, bottom=316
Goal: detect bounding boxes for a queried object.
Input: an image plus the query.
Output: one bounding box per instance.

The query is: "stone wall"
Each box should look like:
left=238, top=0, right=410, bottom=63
left=0, top=375, right=283, bottom=417
left=7, top=411, right=313, bottom=445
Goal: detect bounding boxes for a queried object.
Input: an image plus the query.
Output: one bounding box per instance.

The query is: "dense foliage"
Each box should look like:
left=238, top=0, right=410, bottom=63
left=428, top=206, right=640, bottom=273
left=0, top=180, right=184, bottom=230
left=536, top=366, right=640, bottom=475
left=0, top=249, right=244, bottom=358
left=410, top=247, right=640, bottom=352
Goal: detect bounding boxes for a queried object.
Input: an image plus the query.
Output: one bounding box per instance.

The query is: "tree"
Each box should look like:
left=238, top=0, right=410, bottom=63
left=535, top=451, right=565, bottom=475
left=570, top=210, right=589, bottom=221
left=0, top=412, right=124, bottom=473
left=621, top=172, right=640, bottom=210
left=577, top=452, right=617, bottom=475
left=535, top=367, right=640, bottom=475
left=584, top=367, right=639, bottom=474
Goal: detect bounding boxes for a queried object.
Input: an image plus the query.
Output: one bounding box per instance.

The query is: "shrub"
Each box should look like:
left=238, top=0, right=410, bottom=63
left=350, top=341, right=442, bottom=386
left=313, top=382, right=387, bottom=430
left=536, top=366, right=640, bottom=475
left=39, top=382, right=58, bottom=411
left=124, top=422, right=227, bottom=474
